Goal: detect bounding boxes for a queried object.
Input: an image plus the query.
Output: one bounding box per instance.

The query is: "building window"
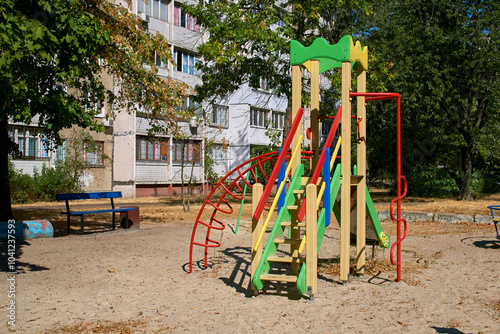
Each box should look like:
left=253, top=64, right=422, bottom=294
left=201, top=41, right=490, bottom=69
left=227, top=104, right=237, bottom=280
left=212, top=144, right=226, bottom=163
left=83, top=141, right=105, bottom=167
left=173, top=48, right=200, bottom=75
left=84, top=91, right=105, bottom=117
left=138, top=0, right=168, bottom=21
left=250, top=107, right=268, bottom=128
left=8, top=127, right=50, bottom=160
left=172, top=140, right=201, bottom=163
left=155, top=51, right=167, bottom=68
left=211, top=105, right=228, bottom=127
left=136, top=136, right=169, bottom=161
left=272, top=111, right=284, bottom=129
left=174, top=2, right=200, bottom=31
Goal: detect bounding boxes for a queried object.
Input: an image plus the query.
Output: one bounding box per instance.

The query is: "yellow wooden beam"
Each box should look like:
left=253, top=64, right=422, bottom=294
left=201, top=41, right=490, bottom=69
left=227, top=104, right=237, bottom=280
left=251, top=183, right=264, bottom=295
left=306, top=183, right=318, bottom=295
left=356, top=65, right=367, bottom=275
left=291, top=65, right=302, bottom=177
left=340, top=61, right=352, bottom=282
left=310, top=60, right=320, bottom=173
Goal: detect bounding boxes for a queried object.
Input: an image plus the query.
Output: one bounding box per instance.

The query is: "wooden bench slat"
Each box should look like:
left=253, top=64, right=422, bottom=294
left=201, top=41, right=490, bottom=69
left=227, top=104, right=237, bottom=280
left=61, top=208, right=136, bottom=216
left=56, top=192, right=123, bottom=201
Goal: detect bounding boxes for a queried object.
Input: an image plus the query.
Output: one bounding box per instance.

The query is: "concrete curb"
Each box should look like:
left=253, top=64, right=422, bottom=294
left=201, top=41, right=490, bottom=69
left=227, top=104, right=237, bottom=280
left=377, top=211, right=493, bottom=224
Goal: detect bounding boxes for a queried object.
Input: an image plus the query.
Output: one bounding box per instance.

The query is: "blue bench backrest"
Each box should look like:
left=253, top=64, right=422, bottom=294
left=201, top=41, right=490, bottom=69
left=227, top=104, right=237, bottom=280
left=56, top=192, right=123, bottom=201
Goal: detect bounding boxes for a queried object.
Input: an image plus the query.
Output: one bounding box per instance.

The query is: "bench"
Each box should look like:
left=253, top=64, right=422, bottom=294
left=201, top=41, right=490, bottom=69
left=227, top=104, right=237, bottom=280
left=487, top=205, right=500, bottom=239
left=56, top=191, right=137, bottom=235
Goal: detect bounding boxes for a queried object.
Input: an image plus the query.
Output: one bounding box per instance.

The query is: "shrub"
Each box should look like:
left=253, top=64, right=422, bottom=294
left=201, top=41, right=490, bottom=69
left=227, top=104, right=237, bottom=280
left=9, top=161, right=81, bottom=204
left=409, top=164, right=460, bottom=198
left=471, top=171, right=500, bottom=198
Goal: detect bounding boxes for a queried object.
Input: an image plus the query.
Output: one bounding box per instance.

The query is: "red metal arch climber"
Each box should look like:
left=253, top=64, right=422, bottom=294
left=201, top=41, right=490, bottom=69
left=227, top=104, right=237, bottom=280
left=188, top=149, right=313, bottom=273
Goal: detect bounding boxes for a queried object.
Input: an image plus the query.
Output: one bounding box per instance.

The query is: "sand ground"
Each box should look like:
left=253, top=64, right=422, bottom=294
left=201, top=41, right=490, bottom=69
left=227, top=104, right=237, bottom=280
left=1, top=214, right=499, bottom=333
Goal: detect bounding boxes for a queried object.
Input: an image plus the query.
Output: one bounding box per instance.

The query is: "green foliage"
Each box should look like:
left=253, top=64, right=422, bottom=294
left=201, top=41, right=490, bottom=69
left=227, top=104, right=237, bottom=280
left=1, top=0, right=189, bottom=219
left=471, top=171, right=500, bottom=198
left=9, top=162, right=81, bottom=204
left=203, top=138, right=219, bottom=187
left=366, top=0, right=500, bottom=200
left=408, top=164, right=459, bottom=198
left=185, top=0, right=372, bottom=112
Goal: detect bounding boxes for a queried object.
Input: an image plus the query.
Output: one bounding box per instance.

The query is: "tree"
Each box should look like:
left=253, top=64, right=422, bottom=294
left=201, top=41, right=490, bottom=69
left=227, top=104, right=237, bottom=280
left=184, top=0, right=371, bottom=130
left=366, top=0, right=500, bottom=200
left=0, top=0, right=189, bottom=220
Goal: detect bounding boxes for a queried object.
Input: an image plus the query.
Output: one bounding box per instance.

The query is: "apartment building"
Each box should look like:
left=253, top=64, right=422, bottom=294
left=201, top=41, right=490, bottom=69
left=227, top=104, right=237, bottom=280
left=8, top=0, right=290, bottom=198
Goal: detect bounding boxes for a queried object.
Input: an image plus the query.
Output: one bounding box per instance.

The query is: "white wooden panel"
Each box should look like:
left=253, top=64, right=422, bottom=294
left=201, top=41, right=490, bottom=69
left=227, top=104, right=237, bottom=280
left=171, top=164, right=201, bottom=183
left=135, top=161, right=169, bottom=183
left=11, top=160, right=47, bottom=176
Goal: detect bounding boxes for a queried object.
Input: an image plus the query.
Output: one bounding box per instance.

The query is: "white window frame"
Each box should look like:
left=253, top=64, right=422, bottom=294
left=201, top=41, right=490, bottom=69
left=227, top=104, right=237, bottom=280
left=211, top=105, right=228, bottom=128
left=250, top=107, right=269, bottom=128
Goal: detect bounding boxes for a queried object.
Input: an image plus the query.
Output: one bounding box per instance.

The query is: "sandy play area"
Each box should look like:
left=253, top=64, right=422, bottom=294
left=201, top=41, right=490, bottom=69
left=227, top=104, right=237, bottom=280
left=2, top=198, right=500, bottom=333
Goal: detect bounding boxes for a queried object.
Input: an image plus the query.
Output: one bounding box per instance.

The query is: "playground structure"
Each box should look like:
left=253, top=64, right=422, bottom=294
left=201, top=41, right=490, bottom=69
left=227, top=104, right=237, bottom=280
left=189, top=36, right=407, bottom=298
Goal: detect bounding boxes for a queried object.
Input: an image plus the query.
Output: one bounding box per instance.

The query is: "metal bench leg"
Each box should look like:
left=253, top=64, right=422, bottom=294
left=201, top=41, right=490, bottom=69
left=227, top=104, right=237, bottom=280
left=67, top=214, right=71, bottom=235
left=112, top=212, right=116, bottom=230
left=125, top=211, right=129, bottom=229
left=495, top=221, right=499, bottom=238
left=80, top=215, right=85, bottom=235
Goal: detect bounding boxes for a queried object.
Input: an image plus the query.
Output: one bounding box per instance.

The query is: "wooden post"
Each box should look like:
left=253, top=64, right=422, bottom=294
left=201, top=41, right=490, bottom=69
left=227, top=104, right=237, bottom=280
left=356, top=66, right=367, bottom=275
left=290, top=65, right=302, bottom=276
left=291, top=65, right=302, bottom=176
left=306, top=183, right=317, bottom=296
left=251, top=183, right=264, bottom=295
left=310, top=60, right=320, bottom=172
left=340, top=61, right=352, bottom=282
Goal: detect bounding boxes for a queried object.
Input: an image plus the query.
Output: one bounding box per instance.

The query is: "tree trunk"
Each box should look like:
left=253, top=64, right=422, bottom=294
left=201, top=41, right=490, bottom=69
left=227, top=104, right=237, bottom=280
left=180, top=141, right=186, bottom=212
left=461, top=144, right=474, bottom=201
left=0, top=116, right=15, bottom=221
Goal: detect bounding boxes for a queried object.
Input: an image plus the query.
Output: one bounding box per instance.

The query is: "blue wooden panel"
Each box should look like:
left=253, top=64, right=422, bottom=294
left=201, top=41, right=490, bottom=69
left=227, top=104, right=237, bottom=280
left=56, top=191, right=122, bottom=201
left=66, top=208, right=136, bottom=215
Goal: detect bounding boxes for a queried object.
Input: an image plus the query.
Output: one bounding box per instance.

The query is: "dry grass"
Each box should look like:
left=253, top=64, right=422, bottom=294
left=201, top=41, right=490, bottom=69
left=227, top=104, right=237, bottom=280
left=11, top=191, right=499, bottom=237
left=373, top=193, right=500, bottom=216
left=38, top=319, right=147, bottom=334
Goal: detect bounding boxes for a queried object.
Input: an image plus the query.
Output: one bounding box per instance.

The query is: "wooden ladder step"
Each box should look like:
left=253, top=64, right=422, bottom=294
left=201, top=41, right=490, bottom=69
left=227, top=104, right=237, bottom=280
left=267, top=255, right=303, bottom=263
left=293, top=189, right=304, bottom=194
left=260, top=274, right=298, bottom=283
left=301, top=177, right=322, bottom=186
left=281, top=221, right=305, bottom=227
left=287, top=205, right=299, bottom=210
left=274, top=238, right=302, bottom=244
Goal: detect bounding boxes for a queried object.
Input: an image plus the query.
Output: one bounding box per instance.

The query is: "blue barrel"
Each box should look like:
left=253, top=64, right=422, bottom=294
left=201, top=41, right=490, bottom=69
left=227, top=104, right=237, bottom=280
left=0, top=220, right=54, bottom=239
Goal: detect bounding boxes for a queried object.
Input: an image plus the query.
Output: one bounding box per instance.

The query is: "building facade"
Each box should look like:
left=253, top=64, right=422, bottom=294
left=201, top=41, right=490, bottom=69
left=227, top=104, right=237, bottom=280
left=8, top=0, right=294, bottom=198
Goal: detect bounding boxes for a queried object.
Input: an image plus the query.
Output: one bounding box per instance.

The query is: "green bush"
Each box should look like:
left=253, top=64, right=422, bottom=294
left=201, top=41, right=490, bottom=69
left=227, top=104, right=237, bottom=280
left=9, top=161, right=81, bottom=204
left=471, top=171, right=500, bottom=198
left=409, top=164, right=460, bottom=198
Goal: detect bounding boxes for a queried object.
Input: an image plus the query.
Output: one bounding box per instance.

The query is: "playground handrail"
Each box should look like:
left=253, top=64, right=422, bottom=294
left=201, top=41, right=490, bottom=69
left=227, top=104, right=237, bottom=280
left=297, top=106, right=342, bottom=222
left=253, top=108, right=304, bottom=221
left=253, top=135, right=304, bottom=253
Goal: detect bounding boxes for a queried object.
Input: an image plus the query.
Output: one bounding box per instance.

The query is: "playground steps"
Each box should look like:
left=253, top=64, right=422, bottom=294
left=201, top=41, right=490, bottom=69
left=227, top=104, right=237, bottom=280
left=254, top=163, right=334, bottom=295
left=267, top=255, right=303, bottom=263
left=301, top=176, right=322, bottom=186
left=281, top=221, right=306, bottom=227
left=253, top=164, right=306, bottom=291
left=274, top=238, right=301, bottom=244
left=260, top=274, right=298, bottom=283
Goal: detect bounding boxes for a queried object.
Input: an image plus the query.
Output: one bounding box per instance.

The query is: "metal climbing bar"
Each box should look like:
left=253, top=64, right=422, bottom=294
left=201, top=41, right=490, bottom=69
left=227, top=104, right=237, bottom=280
left=350, top=91, right=406, bottom=281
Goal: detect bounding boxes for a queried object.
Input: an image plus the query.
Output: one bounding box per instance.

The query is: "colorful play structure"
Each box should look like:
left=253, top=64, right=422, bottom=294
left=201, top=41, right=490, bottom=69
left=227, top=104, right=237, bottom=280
left=189, top=36, right=407, bottom=298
